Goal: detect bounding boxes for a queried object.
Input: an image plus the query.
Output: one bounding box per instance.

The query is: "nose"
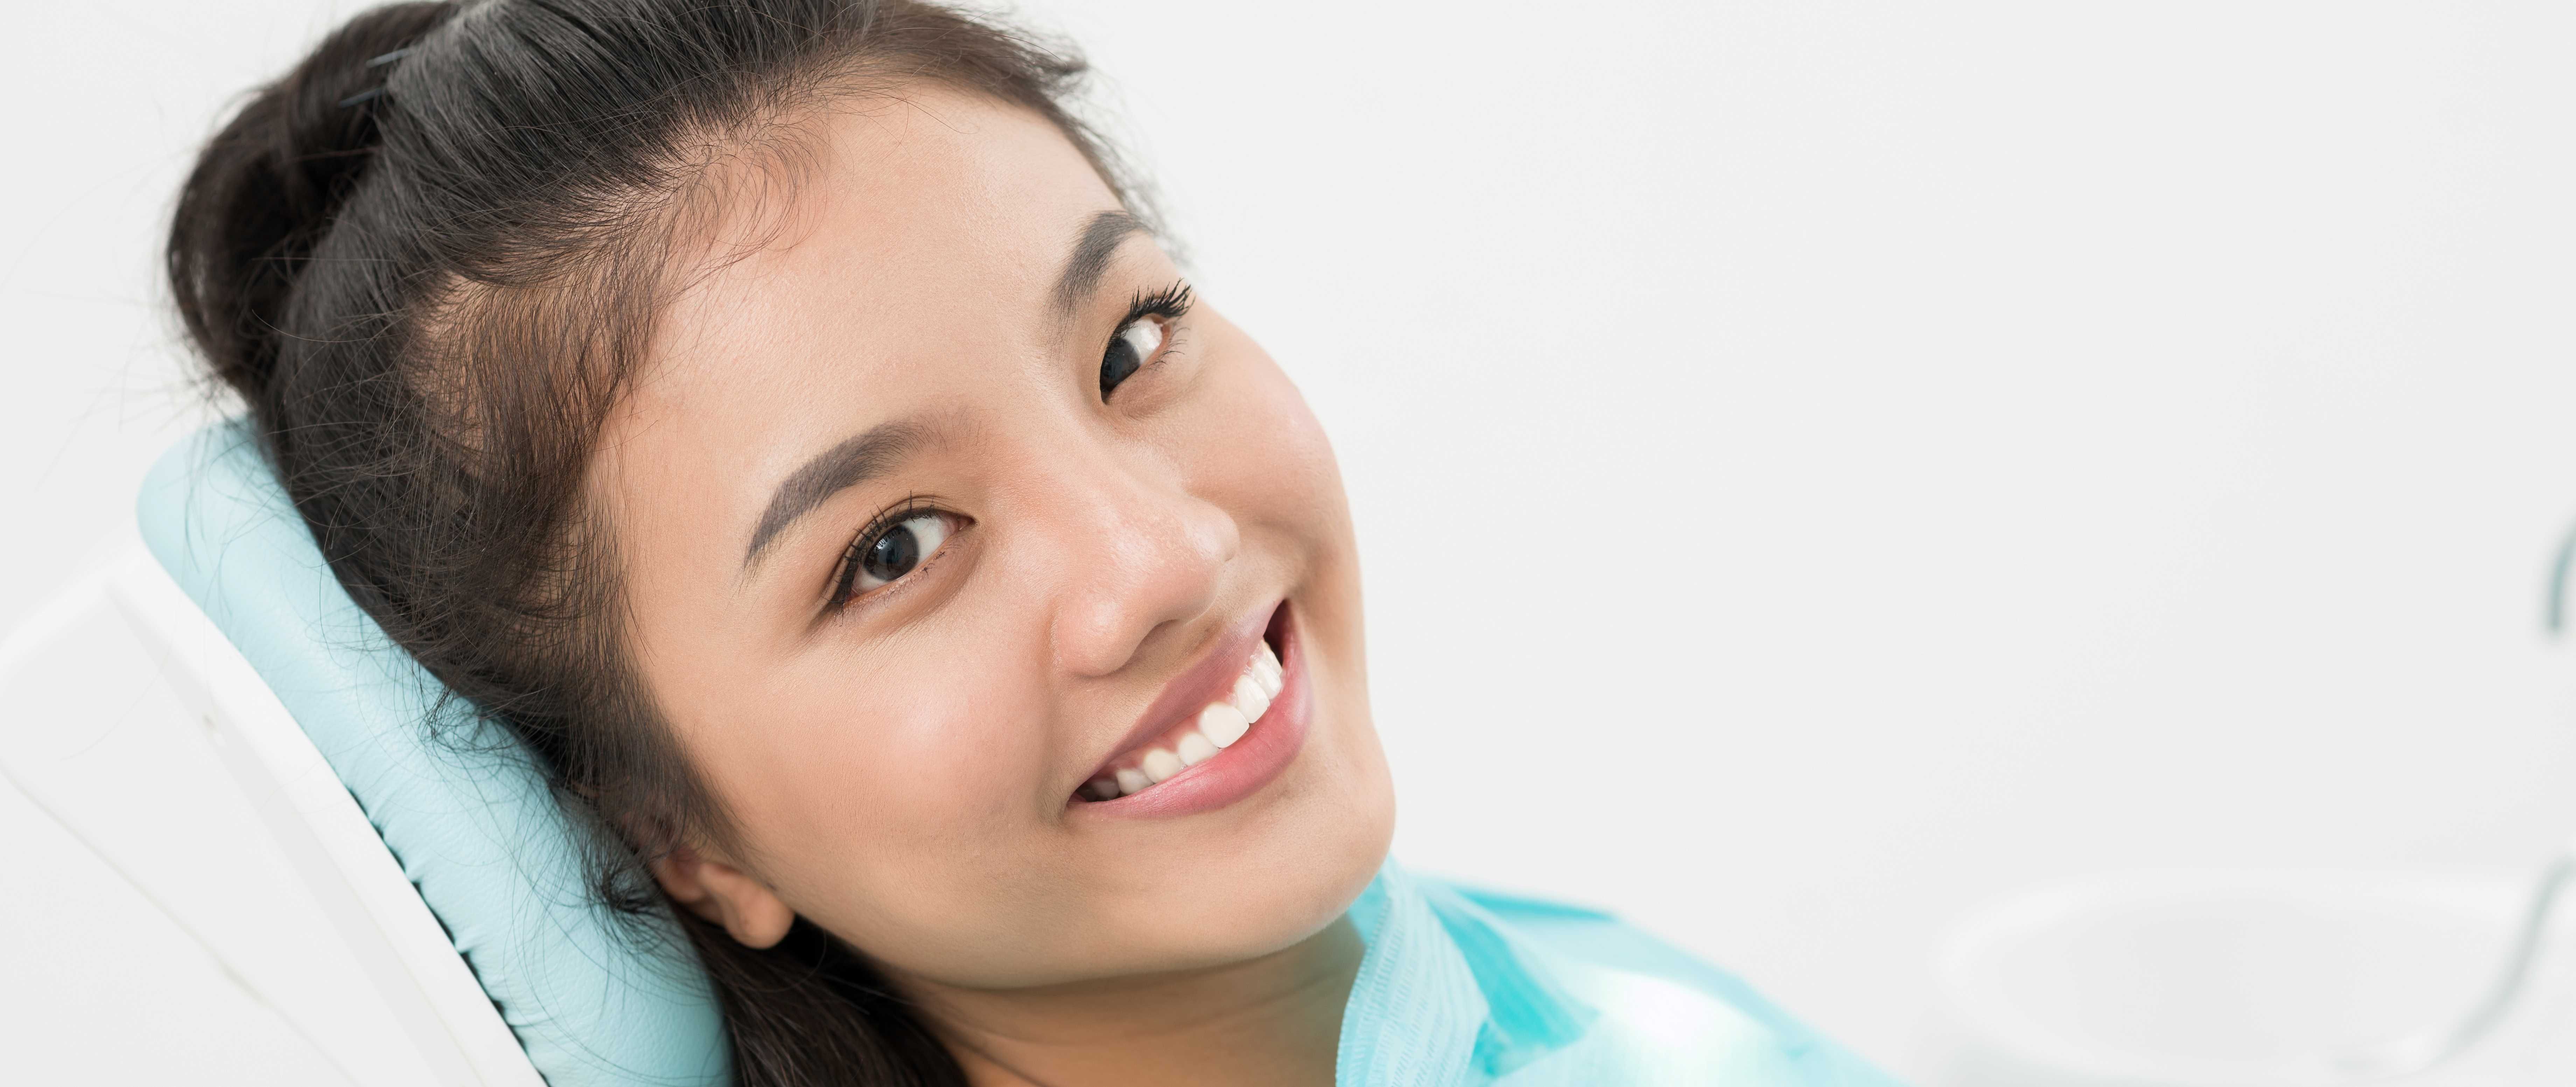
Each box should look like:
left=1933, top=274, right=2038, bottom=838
left=1036, top=444, right=1241, bottom=679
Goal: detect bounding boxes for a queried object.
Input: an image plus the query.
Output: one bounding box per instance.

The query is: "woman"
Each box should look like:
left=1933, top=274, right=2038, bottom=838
left=169, top=1, right=1901, bottom=1083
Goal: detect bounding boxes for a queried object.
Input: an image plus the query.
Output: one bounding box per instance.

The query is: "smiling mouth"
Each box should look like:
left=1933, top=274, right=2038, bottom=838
left=1074, top=610, right=1288, bottom=803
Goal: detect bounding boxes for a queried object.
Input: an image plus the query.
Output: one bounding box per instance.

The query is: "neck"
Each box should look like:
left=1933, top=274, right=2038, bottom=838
left=899, top=918, right=1366, bottom=1087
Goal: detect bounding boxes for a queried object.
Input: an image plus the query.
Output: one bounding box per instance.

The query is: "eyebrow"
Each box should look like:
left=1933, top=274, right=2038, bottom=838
left=1052, top=209, right=1151, bottom=317
left=742, top=418, right=935, bottom=573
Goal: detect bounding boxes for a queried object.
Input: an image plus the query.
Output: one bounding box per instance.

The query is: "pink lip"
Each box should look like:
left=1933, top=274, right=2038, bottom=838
left=1072, top=601, right=1308, bottom=820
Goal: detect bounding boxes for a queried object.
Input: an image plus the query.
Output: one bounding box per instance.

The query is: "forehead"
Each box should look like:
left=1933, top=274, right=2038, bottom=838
left=596, top=83, right=1127, bottom=564
left=654, top=84, right=1119, bottom=378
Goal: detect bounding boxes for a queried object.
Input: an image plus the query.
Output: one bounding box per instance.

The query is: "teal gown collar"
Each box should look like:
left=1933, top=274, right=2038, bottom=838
left=1338, top=860, right=1595, bottom=1085
left=1335, top=860, right=1909, bottom=1087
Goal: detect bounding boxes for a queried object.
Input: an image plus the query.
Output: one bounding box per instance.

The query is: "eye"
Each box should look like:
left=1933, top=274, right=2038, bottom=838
left=1099, top=315, right=1167, bottom=398
left=1096, top=281, right=1192, bottom=399
left=839, top=511, right=954, bottom=602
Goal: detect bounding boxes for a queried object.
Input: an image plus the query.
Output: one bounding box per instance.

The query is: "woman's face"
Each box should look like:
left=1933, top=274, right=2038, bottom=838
left=594, top=85, right=1394, bottom=989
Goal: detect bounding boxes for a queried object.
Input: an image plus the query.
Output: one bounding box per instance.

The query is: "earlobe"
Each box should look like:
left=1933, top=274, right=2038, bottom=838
left=647, top=844, right=797, bottom=949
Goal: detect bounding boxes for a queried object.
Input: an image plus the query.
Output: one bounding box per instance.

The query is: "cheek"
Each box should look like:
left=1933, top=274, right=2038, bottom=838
left=686, top=636, right=1052, bottom=883
left=1189, top=342, right=1348, bottom=534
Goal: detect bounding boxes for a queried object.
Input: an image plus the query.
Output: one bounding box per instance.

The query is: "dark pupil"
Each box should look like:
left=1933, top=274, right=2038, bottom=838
left=862, top=525, right=921, bottom=582
left=1100, top=335, right=1142, bottom=395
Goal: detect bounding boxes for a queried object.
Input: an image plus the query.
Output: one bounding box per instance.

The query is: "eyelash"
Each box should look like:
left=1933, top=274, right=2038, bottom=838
left=1129, top=280, right=1193, bottom=320
left=830, top=496, right=944, bottom=610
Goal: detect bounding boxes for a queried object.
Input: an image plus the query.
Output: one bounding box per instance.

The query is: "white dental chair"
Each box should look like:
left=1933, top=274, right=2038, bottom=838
left=0, top=425, right=726, bottom=1086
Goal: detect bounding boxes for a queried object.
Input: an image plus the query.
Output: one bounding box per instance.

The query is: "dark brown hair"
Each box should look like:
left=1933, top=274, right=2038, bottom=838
left=166, top=2, right=1140, bottom=1082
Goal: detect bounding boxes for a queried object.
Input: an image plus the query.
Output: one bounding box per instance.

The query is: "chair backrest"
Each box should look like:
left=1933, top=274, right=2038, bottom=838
left=129, top=422, right=728, bottom=1086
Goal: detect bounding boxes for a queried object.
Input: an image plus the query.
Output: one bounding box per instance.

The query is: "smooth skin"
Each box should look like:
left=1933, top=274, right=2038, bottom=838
left=595, top=84, right=1396, bottom=1086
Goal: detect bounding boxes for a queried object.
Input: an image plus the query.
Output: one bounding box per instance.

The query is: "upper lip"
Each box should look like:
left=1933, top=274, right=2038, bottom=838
left=1084, top=603, right=1276, bottom=784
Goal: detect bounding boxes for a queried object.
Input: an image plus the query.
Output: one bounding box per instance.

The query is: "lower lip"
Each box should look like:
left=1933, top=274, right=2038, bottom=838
left=1075, top=605, right=1310, bottom=820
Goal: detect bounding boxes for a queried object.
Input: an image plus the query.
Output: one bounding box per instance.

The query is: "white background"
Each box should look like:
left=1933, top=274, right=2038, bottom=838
left=7, top=1, right=2576, bottom=1081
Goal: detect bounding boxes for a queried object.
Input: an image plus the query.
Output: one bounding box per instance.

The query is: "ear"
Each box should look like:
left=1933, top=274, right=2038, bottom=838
left=648, top=843, right=797, bottom=949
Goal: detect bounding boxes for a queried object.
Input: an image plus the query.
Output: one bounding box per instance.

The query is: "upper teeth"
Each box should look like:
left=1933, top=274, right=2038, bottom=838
left=1084, top=639, right=1283, bottom=800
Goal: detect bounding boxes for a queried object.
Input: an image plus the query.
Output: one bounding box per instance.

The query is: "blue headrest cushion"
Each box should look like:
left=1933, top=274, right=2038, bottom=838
left=139, top=422, right=728, bottom=1086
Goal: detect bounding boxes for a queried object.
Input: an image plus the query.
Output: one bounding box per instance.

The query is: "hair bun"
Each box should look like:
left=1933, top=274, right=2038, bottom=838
left=168, top=1, right=457, bottom=405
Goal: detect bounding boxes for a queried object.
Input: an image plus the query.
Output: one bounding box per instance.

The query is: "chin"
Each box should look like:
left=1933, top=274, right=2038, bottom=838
left=1191, top=756, right=1396, bottom=960
left=1093, top=769, right=1396, bottom=981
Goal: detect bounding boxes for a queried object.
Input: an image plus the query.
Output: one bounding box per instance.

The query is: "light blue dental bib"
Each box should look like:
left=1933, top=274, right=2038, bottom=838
left=145, top=423, right=1895, bottom=1085
left=1339, top=862, right=1903, bottom=1086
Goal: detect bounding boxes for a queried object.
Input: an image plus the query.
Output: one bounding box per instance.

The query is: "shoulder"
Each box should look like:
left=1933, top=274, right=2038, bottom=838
left=1418, top=876, right=1913, bottom=1087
